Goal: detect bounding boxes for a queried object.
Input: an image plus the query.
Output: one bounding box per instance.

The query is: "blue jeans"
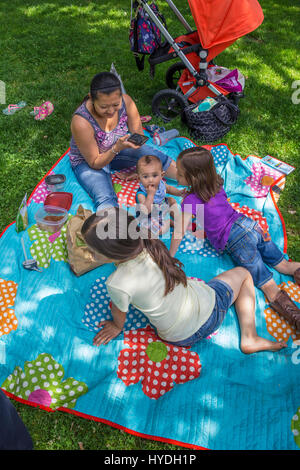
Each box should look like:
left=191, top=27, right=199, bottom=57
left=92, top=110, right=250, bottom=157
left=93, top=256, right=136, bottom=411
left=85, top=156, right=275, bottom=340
left=168, top=279, right=234, bottom=347
left=225, top=215, right=284, bottom=288
left=72, top=145, right=173, bottom=210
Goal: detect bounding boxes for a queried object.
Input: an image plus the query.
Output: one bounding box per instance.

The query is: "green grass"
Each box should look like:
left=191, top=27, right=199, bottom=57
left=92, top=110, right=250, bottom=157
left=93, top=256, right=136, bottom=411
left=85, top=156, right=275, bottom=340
left=0, top=0, right=299, bottom=450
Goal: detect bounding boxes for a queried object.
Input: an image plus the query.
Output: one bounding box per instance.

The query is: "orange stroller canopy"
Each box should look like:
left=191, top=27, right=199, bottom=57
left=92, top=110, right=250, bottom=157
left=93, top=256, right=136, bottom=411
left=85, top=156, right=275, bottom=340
left=188, top=0, right=264, bottom=60
left=176, top=0, right=264, bottom=102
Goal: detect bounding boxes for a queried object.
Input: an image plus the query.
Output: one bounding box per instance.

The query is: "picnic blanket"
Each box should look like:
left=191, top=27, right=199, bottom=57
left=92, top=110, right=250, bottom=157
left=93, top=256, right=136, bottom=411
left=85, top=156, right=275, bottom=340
left=0, top=135, right=299, bottom=450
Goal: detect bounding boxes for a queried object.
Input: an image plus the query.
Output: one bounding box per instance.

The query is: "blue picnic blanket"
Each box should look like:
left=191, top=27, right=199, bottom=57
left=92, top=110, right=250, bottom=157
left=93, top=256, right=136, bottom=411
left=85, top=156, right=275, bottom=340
left=0, top=135, right=299, bottom=450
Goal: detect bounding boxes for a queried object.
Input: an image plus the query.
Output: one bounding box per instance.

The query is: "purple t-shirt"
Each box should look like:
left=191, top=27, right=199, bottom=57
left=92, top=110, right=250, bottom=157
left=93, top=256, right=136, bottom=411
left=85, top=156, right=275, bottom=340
left=181, top=188, right=241, bottom=251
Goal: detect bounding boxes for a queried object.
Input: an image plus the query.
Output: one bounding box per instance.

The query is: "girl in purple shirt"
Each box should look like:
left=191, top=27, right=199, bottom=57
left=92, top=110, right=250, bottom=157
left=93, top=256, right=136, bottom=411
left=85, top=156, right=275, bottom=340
left=170, top=146, right=300, bottom=332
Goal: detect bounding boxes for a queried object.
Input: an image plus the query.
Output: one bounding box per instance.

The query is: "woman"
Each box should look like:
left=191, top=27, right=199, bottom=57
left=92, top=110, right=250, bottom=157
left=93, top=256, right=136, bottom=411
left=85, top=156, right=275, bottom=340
left=69, top=72, right=177, bottom=210
left=81, top=207, right=287, bottom=354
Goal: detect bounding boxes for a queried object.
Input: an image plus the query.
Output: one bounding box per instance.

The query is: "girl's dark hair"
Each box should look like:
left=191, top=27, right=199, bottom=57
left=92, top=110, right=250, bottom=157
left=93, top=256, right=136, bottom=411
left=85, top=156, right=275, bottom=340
left=81, top=72, right=122, bottom=104
left=177, top=146, right=224, bottom=202
left=81, top=208, right=187, bottom=296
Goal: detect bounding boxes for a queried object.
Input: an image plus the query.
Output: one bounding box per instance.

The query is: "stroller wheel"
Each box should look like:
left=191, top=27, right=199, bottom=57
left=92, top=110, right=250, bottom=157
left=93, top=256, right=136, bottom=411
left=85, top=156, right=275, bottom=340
left=152, top=89, right=188, bottom=123
left=165, top=62, right=186, bottom=89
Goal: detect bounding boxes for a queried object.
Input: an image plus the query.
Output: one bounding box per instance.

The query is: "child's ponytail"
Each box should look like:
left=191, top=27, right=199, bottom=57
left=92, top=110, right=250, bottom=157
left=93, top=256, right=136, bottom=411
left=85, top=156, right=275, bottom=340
left=143, top=238, right=187, bottom=295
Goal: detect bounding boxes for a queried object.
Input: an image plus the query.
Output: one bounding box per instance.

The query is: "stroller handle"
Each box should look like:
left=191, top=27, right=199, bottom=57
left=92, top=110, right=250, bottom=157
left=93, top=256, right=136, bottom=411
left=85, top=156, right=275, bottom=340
left=140, top=0, right=202, bottom=84
left=164, top=0, right=193, bottom=33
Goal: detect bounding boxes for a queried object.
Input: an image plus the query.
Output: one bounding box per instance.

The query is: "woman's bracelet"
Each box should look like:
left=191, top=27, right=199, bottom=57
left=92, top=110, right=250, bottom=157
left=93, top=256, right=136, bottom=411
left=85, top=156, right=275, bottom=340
left=111, top=145, right=119, bottom=155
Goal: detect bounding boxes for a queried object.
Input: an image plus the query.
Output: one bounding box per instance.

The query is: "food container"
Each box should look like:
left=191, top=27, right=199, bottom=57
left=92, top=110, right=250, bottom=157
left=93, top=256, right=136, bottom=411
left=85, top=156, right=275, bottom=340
left=44, top=192, right=73, bottom=211
left=45, top=174, right=66, bottom=192
left=35, top=205, right=68, bottom=233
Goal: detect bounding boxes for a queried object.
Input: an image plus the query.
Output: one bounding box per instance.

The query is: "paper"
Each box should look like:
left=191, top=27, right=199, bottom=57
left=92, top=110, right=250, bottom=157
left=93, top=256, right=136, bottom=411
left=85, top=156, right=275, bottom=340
left=261, top=155, right=295, bottom=175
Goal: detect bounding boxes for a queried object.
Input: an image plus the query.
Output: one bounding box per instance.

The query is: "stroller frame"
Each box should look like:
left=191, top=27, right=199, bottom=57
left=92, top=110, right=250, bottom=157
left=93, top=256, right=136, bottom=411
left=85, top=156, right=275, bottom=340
left=137, top=0, right=222, bottom=99
left=132, top=0, right=263, bottom=122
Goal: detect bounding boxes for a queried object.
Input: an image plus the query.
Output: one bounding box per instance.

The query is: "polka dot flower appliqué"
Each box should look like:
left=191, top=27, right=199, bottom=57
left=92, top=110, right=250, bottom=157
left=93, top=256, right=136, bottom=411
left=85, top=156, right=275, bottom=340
left=31, top=171, right=54, bottom=204
left=111, top=171, right=140, bottom=207
left=179, top=232, right=222, bottom=258
left=245, top=162, right=282, bottom=198
left=117, top=326, right=202, bottom=400
left=82, top=277, right=149, bottom=333
left=27, top=216, right=71, bottom=268
left=210, top=144, right=230, bottom=170
left=264, top=281, right=300, bottom=342
left=2, top=353, right=88, bottom=410
left=0, top=278, right=18, bottom=337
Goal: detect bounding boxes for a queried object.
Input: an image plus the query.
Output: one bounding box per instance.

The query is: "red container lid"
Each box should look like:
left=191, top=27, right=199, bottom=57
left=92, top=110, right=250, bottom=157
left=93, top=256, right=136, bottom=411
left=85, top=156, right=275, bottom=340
left=44, top=192, right=73, bottom=211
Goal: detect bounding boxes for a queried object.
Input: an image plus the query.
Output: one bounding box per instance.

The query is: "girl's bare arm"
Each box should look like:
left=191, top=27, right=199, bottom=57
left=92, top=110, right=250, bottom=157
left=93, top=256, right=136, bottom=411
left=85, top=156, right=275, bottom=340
left=169, top=211, right=193, bottom=257
left=93, top=302, right=127, bottom=346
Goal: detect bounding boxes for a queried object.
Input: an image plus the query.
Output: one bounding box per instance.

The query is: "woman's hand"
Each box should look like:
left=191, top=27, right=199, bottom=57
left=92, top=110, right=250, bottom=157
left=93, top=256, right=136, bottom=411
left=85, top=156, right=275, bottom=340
left=113, top=134, right=141, bottom=153
left=93, top=320, right=122, bottom=346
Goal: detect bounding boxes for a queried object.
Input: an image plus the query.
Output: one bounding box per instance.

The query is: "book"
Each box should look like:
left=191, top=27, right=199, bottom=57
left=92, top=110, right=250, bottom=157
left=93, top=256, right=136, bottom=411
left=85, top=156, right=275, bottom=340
left=261, top=155, right=295, bottom=175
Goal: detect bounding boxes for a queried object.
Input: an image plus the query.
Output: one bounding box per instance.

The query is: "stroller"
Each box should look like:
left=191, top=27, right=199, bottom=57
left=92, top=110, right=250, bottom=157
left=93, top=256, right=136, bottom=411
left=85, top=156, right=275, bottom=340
left=131, top=0, right=264, bottom=122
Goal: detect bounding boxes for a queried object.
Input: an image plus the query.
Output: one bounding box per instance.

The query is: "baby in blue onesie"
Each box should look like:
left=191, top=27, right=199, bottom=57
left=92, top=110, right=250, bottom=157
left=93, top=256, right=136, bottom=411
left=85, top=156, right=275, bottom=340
left=135, top=155, right=183, bottom=235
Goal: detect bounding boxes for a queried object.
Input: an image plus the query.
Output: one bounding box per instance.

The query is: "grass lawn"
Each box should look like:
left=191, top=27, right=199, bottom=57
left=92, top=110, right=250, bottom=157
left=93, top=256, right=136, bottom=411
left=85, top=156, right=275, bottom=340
left=0, top=0, right=299, bottom=451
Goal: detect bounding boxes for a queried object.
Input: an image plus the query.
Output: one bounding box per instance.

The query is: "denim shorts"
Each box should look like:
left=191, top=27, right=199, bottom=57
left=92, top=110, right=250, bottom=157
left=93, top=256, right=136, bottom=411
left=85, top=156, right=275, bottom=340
left=168, top=279, right=234, bottom=347
left=225, top=215, right=284, bottom=288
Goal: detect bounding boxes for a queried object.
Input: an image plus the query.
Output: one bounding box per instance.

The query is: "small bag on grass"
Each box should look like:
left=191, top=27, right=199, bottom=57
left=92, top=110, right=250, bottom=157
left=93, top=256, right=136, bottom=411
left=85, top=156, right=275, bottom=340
left=66, top=205, right=107, bottom=276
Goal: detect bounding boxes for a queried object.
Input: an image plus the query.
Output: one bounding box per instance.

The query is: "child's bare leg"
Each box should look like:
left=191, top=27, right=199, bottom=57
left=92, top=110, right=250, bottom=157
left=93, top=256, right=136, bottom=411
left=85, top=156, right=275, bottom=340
left=260, top=278, right=281, bottom=302
left=254, top=257, right=300, bottom=304
left=273, top=258, right=300, bottom=277
left=212, top=268, right=287, bottom=354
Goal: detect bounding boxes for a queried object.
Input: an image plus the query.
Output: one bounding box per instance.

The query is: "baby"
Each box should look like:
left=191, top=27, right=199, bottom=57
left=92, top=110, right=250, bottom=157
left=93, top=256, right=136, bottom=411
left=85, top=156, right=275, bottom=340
left=135, top=155, right=183, bottom=234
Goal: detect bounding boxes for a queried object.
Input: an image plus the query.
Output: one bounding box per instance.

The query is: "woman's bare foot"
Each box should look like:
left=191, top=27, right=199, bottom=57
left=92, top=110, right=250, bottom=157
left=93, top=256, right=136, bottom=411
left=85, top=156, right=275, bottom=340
left=240, top=335, right=287, bottom=354
left=114, top=170, right=138, bottom=181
